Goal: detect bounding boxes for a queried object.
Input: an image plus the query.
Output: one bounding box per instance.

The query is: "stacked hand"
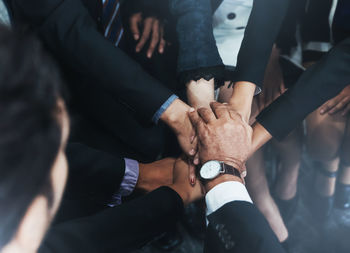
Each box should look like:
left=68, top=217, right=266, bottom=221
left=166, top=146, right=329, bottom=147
left=188, top=102, right=253, bottom=184
left=169, top=157, right=204, bottom=205
left=160, top=98, right=198, bottom=164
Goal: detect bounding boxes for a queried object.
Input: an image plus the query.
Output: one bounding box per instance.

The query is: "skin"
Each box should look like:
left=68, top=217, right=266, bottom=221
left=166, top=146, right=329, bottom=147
left=3, top=100, right=70, bottom=253
left=129, top=13, right=166, bottom=58
left=160, top=98, right=198, bottom=163
left=320, top=85, right=350, bottom=116
left=189, top=102, right=253, bottom=178
left=186, top=78, right=215, bottom=109
left=306, top=103, right=349, bottom=196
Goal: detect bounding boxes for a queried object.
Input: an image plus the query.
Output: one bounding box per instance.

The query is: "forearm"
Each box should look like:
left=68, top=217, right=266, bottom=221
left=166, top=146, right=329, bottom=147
left=250, top=122, right=272, bottom=157
left=229, top=82, right=256, bottom=122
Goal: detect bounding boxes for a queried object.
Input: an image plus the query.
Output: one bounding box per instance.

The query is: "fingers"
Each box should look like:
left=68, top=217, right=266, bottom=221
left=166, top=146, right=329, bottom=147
left=129, top=13, right=142, bottom=41
left=210, top=101, right=230, bottom=119
left=193, top=152, right=200, bottom=165
left=188, top=160, right=196, bottom=186
left=135, top=17, right=153, bottom=53
left=147, top=19, right=160, bottom=58
left=197, top=107, right=216, bottom=124
left=228, top=109, right=242, bottom=121
left=320, top=96, right=341, bottom=114
left=328, top=96, right=350, bottom=115
left=158, top=26, right=166, bottom=54
left=342, top=103, right=350, bottom=116
left=188, top=108, right=206, bottom=133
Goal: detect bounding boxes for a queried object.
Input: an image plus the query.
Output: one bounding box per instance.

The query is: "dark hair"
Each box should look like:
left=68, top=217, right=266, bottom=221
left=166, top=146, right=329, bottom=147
left=0, top=25, right=63, bottom=248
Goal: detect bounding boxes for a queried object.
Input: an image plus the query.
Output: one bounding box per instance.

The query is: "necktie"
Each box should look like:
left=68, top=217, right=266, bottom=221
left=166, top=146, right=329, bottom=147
left=102, top=0, right=124, bottom=46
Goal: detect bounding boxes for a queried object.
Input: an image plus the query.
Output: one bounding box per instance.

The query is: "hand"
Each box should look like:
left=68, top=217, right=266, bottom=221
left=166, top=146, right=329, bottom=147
left=189, top=102, right=253, bottom=177
left=136, top=158, right=175, bottom=192
left=320, top=85, right=350, bottom=116
left=129, top=13, right=166, bottom=58
left=160, top=98, right=198, bottom=159
left=169, top=157, right=204, bottom=205
left=186, top=78, right=215, bottom=109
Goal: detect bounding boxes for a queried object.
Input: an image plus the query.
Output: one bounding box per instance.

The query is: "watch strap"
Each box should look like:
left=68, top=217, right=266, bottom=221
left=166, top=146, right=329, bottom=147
left=220, top=163, right=241, bottom=177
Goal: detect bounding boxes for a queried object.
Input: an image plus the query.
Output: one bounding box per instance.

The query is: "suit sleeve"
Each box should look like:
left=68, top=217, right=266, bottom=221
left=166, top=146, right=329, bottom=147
left=257, top=38, right=350, bottom=140
left=12, top=0, right=173, bottom=121
left=234, top=0, right=290, bottom=89
left=169, top=0, right=223, bottom=81
left=39, top=187, right=184, bottom=253
left=65, top=143, right=126, bottom=202
left=205, top=201, right=285, bottom=253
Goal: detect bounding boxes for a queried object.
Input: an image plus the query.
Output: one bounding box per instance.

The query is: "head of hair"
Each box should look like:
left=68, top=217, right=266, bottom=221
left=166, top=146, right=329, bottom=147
left=0, top=25, right=63, bottom=248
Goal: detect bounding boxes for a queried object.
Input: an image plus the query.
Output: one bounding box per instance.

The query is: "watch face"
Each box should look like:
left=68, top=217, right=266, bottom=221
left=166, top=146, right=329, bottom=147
left=200, top=161, right=221, bottom=179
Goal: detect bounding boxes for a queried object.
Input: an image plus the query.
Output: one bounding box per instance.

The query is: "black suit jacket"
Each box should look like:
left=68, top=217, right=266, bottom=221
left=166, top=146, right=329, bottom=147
left=39, top=187, right=184, bottom=253
left=257, top=37, right=350, bottom=140
left=171, top=0, right=290, bottom=88
left=7, top=0, right=173, bottom=121
left=65, top=143, right=126, bottom=204
left=205, top=201, right=285, bottom=253
left=40, top=186, right=283, bottom=253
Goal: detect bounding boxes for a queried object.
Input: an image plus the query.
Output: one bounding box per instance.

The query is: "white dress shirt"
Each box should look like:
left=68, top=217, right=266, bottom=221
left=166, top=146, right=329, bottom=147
left=206, top=181, right=253, bottom=216
left=213, top=0, right=253, bottom=66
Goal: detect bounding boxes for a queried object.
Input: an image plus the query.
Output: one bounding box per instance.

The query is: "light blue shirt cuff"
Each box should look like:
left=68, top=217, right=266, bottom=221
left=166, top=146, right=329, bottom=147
left=108, top=158, right=139, bottom=207
left=152, top=94, right=179, bottom=124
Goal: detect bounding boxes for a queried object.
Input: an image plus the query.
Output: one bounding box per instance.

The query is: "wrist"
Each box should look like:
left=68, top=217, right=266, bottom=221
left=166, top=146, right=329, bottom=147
left=201, top=158, right=245, bottom=173
left=229, top=81, right=256, bottom=121
left=186, top=78, right=215, bottom=109
left=250, top=122, right=272, bottom=157
left=160, top=99, right=190, bottom=135
left=204, top=174, right=243, bottom=193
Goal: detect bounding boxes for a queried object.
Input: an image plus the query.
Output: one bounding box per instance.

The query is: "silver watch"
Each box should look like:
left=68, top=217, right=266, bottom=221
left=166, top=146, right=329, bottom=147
left=199, top=160, right=241, bottom=180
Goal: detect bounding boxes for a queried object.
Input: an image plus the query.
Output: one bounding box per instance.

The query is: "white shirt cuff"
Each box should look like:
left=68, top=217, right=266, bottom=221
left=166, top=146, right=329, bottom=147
left=205, top=181, right=253, bottom=216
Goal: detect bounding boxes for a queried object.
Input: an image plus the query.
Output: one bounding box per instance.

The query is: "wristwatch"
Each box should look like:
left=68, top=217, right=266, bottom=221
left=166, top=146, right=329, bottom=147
left=199, top=160, right=241, bottom=180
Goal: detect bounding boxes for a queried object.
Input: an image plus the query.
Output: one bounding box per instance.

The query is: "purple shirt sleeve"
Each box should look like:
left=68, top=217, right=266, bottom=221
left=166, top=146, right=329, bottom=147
left=108, top=158, right=139, bottom=207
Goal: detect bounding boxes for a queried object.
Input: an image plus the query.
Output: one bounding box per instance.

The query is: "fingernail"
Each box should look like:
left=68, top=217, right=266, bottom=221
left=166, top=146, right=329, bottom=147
left=189, top=149, right=195, bottom=155
left=190, top=177, right=195, bottom=185
left=135, top=48, right=140, bottom=52
left=159, top=48, right=164, bottom=53
left=194, top=158, right=199, bottom=165
left=189, top=107, right=195, bottom=113
left=320, top=109, right=324, bottom=114
left=134, top=34, right=139, bottom=40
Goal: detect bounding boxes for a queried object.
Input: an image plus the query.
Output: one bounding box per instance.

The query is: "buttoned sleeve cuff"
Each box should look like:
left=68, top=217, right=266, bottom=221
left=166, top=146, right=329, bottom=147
left=205, top=181, right=253, bottom=216
left=152, top=94, right=179, bottom=124
left=109, top=158, right=139, bottom=207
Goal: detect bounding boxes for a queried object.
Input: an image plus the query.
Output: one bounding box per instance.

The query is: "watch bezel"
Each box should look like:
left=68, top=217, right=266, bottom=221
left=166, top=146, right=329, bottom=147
left=200, top=160, right=223, bottom=180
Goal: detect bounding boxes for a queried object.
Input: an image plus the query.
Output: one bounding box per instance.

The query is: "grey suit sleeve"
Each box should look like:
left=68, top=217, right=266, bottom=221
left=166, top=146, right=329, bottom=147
left=169, top=0, right=223, bottom=74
